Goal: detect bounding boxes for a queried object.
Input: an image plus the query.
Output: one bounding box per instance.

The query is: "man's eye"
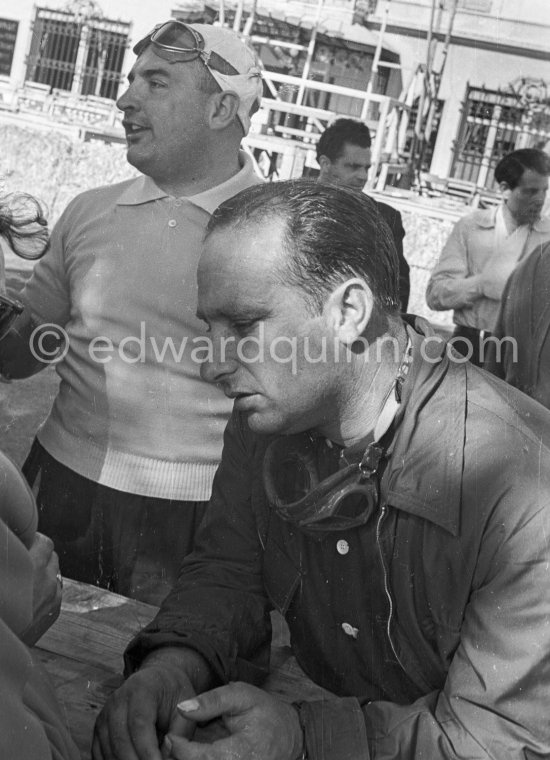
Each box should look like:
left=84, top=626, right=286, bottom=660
left=233, top=320, right=257, bottom=334
left=150, top=80, right=166, bottom=89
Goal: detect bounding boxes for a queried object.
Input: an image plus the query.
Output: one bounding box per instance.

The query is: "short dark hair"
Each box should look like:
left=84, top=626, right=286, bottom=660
left=316, top=118, right=372, bottom=163
left=494, top=148, right=550, bottom=189
left=205, top=179, right=400, bottom=315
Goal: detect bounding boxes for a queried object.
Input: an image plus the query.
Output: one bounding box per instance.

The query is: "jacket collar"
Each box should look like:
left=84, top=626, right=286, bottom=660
left=475, top=203, right=550, bottom=232
left=116, top=150, right=260, bottom=212
left=383, top=318, right=466, bottom=536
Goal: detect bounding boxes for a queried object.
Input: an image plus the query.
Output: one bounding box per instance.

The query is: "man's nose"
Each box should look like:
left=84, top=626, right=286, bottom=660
left=116, top=84, right=136, bottom=113
left=199, top=338, right=239, bottom=385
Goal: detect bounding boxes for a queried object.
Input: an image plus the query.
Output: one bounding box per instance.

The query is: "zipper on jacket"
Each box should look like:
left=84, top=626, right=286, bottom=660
left=376, top=504, right=407, bottom=673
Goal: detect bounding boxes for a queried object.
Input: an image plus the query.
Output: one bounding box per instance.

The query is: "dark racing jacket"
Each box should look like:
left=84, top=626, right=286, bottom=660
left=127, top=325, right=550, bottom=759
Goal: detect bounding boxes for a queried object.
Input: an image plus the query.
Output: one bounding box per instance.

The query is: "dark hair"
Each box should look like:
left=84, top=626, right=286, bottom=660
left=0, top=193, right=49, bottom=260
left=494, top=148, right=550, bottom=189
left=316, top=118, right=372, bottom=163
left=206, top=179, right=400, bottom=315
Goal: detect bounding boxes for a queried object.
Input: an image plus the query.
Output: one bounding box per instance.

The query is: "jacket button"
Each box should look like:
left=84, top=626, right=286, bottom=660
left=168, top=219, right=177, bottom=227
left=336, top=539, right=349, bottom=555
left=342, top=622, right=359, bottom=639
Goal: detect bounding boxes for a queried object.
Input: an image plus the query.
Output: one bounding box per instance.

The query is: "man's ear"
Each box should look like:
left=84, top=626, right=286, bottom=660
left=318, top=155, right=331, bottom=176
left=208, top=90, right=240, bottom=130
left=499, top=181, right=512, bottom=200
left=324, top=278, right=373, bottom=345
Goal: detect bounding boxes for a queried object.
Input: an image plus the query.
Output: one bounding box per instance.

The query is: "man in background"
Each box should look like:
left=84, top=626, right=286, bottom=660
left=316, top=117, right=410, bottom=311
left=426, top=148, right=550, bottom=366
left=0, top=20, right=263, bottom=603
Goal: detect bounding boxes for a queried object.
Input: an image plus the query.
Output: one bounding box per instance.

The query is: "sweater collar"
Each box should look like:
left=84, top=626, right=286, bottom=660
left=116, top=150, right=260, bottom=211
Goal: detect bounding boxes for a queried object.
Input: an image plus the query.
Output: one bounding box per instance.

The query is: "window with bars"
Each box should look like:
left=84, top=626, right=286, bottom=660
left=25, top=8, right=130, bottom=100
left=452, top=85, right=550, bottom=187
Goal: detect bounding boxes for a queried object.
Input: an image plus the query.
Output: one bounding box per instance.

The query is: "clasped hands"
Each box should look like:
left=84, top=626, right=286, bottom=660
left=166, top=682, right=303, bottom=760
left=93, top=665, right=304, bottom=760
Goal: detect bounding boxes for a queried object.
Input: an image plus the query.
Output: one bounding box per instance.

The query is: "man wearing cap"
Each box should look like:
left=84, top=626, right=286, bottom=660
left=0, top=21, right=264, bottom=603
left=93, top=181, right=550, bottom=760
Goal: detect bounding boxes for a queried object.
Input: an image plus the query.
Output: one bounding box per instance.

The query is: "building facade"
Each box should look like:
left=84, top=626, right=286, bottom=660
left=0, top=0, right=548, bottom=186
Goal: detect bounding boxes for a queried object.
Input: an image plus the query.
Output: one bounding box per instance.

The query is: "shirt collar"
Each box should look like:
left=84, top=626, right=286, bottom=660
left=383, top=317, right=466, bottom=536
left=476, top=203, right=550, bottom=232
left=116, top=174, right=168, bottom=206
left=116, top=150, right=261, bottom=210
left=188, top=150, right=260, bottom=214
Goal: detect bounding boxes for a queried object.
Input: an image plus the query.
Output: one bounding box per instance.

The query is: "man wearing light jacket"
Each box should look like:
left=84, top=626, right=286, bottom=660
left=426, top=148, right=550, bottom=366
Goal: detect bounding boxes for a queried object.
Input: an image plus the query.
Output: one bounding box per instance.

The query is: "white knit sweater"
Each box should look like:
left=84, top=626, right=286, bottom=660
left=22, top=154, right=261, bottom=500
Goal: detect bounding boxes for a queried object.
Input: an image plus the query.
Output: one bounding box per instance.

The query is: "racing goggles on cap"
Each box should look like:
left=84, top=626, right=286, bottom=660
left=134, top=20, right=223, bottom=67
left=263, top=433, right=385, bottom=534
left=0, top=293, right=23, bottom=342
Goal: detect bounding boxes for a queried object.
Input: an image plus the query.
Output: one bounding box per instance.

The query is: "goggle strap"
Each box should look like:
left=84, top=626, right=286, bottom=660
left=373, top=336, right=413, bottom=442
left=359, top=443, right=383, bottom=479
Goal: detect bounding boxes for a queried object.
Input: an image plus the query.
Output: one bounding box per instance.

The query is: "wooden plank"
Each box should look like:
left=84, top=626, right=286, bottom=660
left=38, top=578, right=157, bottom=672
left=36, top=648, right=124, bottom=759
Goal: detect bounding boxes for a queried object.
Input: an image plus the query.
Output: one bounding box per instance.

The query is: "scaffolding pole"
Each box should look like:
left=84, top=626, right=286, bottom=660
left=409, top=0, right=438, bottom=175
left=360, top=0, right=391, bottom=122
left=420, top=0, right=458, bottom=166
left=296, top=0, right=324, bottom=107
left=233, top=0, right=244, bottom=33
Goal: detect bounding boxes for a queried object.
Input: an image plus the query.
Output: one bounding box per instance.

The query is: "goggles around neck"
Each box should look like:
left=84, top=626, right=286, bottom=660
left=264, top=434, right=385, bottom=534
left=0, top=293, right=23, bottom=342
left=263, top=338, right=413, bottom=534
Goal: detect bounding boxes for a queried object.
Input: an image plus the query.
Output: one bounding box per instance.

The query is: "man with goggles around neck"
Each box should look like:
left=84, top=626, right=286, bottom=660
left=0, top=21, right=263, bottom=604
left=94, top=181, right=550, bottom=760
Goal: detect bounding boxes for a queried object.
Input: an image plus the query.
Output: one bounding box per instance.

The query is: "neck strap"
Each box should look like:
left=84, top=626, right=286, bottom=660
left=359, top=337, right=413, bottom=478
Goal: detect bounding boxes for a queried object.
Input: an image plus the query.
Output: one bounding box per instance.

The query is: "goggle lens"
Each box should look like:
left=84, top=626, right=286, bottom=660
left=263, top=434, right=380, bottom=534
left=0, top=295, right=23, bottom=342
left=134, top=21, right=204, bottom=61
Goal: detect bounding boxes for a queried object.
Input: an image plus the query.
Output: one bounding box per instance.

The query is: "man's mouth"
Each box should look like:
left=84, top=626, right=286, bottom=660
left=226, top=391, right=254, bottom=400
left=525, top=206, right=543, bottom=220
left=123, top=123, right=149, bottom=139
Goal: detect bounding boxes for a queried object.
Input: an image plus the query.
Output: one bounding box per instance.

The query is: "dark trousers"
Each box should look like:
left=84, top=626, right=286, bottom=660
left=23, top=439, right=207, bottom=605
left=451, top=325, right=492, bottom=368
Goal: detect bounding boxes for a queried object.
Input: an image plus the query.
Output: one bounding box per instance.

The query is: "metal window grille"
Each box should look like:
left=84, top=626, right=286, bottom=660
left=452, top=84, right=550, bottom=188
left=26, top=7, right=130, bottom=100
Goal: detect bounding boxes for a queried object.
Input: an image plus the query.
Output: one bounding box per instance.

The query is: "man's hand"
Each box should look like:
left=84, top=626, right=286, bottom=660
left=92, top=649, right=212, bottom=760
left=20, top=532, right=62, bottom=646
left=165, top=682, right=304, bottom=760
